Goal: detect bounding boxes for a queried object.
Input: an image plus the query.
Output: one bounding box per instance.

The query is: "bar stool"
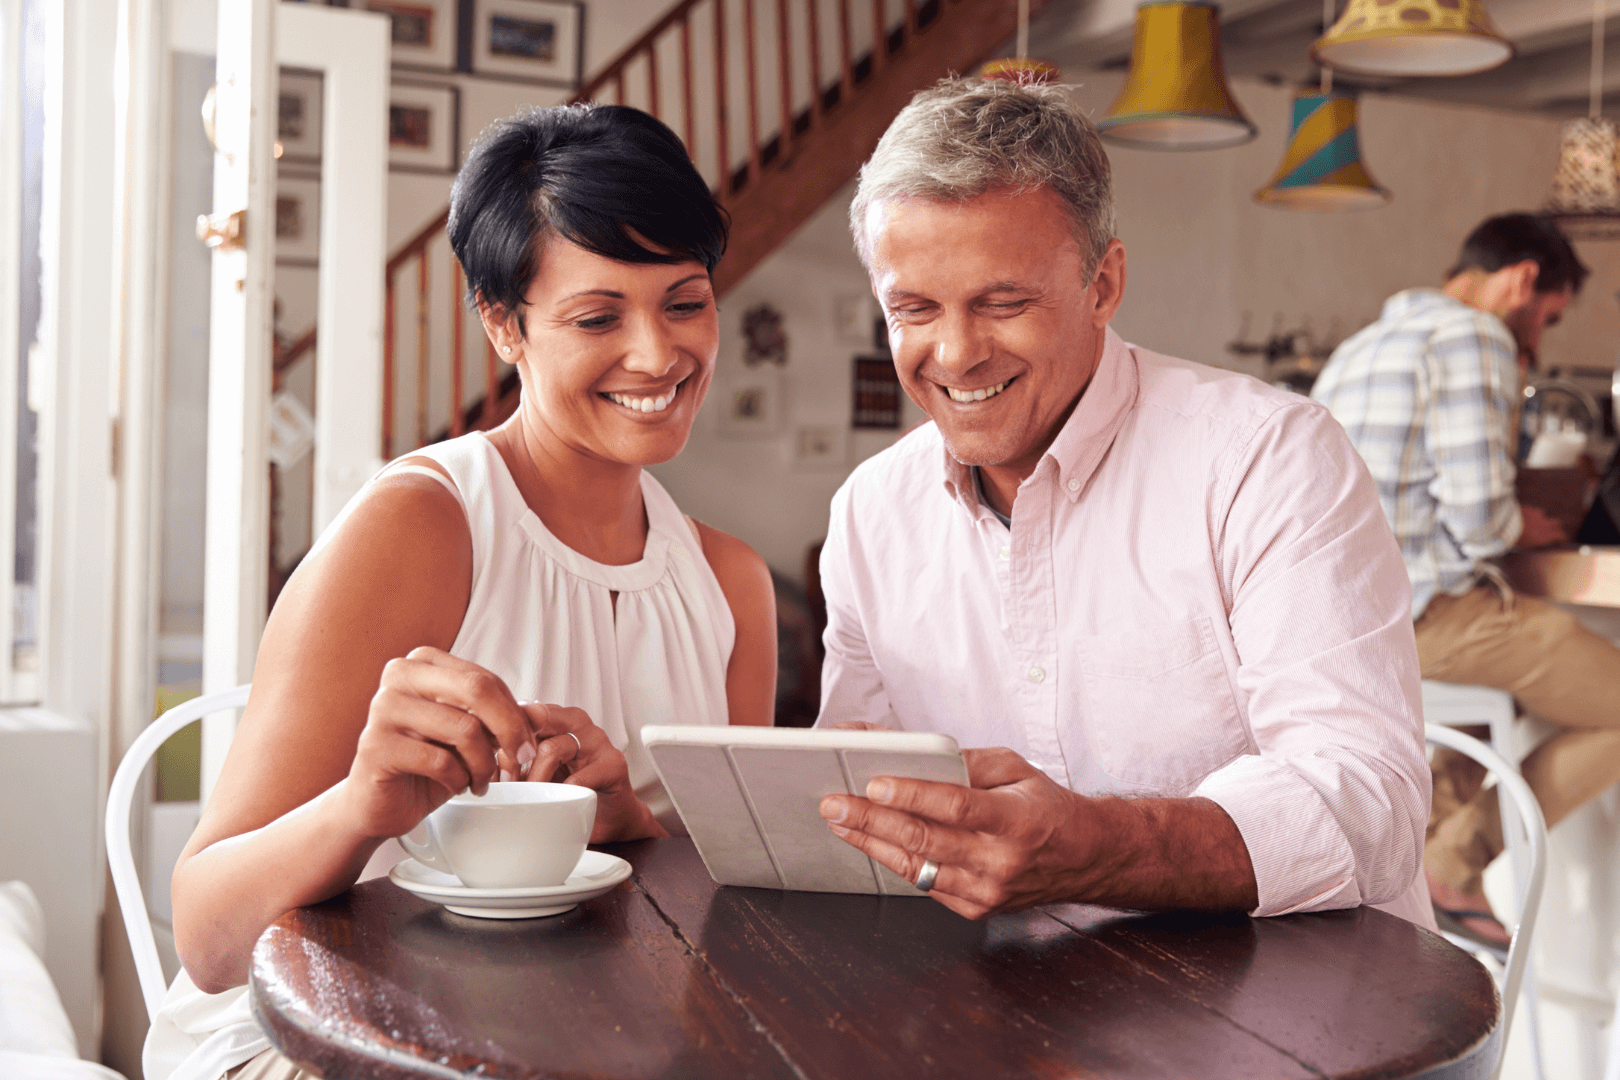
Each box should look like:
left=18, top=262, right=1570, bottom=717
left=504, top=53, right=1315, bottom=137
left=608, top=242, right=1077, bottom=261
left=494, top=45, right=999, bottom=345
left=1420, top=679, right=1545, bottom=1080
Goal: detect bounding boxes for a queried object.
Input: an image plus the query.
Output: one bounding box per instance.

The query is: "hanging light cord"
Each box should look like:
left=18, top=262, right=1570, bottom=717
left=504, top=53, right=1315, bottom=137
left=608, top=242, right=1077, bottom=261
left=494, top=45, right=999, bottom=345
left=1321, top=0, right=1334, bottom=93
left=1017, top=0, right=1029, bottom=59
left=1593, top=0, right=1607, bottom=120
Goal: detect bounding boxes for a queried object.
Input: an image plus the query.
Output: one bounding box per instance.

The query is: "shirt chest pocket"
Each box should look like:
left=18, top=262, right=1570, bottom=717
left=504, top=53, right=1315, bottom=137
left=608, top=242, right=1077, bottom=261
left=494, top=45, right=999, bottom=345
left=1077, top=616, right=1249, bottom=792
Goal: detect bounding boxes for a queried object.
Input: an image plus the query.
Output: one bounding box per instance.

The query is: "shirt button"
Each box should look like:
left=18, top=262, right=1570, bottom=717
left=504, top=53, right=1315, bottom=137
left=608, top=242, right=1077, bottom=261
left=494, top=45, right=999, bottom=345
left=1066, top=478, right=1081, bottom=492
left=1028, top=666, right=1045, bottom=683
left=999, top=546, right=1009, bottom=560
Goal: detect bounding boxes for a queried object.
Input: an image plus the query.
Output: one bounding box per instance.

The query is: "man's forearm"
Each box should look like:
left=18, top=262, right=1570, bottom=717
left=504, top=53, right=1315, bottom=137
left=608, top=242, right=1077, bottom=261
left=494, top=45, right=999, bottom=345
left=1062, top=795, right=1258, bottom=912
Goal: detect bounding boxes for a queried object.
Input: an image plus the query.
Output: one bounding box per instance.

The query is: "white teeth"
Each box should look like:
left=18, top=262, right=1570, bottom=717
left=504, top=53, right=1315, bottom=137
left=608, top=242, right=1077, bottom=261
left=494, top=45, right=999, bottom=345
left=946, top=381, right=1008, bottom=403
left=606, top=389, right=675, bottom=413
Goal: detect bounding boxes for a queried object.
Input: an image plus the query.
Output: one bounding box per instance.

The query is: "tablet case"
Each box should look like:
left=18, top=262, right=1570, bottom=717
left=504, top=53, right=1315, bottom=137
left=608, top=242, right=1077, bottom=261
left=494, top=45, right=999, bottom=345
left=642, top=725, right=968, bottom=895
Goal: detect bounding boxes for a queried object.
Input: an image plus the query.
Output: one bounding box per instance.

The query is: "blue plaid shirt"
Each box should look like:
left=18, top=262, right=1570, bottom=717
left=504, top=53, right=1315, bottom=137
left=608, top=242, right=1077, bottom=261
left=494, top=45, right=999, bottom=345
left=1311, top=289, right=1522, bottom=619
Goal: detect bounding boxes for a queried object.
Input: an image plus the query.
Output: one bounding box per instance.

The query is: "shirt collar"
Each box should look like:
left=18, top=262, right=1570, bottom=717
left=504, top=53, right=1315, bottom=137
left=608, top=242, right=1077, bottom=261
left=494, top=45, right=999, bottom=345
left=940, top=326, right=1139, bottom=512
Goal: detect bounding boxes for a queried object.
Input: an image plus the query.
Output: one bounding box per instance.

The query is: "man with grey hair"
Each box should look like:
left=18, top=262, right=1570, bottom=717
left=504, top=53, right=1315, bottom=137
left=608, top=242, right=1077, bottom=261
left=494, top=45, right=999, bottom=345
left=813, top=77, right=1433, bottom=928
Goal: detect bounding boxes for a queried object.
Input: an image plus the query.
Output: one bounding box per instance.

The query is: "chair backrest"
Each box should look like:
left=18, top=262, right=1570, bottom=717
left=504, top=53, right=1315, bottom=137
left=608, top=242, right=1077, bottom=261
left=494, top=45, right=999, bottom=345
left=105, top=684, right=251, bottom=1022
left=1424, top=722, right=1547, bottom=1070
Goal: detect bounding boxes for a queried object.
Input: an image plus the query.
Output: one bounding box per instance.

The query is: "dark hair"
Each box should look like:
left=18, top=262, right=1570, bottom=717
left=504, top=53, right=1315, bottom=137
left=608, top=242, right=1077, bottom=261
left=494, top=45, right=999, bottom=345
left=1445, top=213, right=1589, bottom=295
left=448, top=103, right=728, bottom=327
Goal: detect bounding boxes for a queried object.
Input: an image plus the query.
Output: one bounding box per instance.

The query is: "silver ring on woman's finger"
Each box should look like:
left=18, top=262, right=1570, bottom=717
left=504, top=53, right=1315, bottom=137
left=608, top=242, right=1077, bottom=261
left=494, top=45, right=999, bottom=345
left=914, top=858, right=940, bottom=892
left=564, top=731, right=582, bottom=758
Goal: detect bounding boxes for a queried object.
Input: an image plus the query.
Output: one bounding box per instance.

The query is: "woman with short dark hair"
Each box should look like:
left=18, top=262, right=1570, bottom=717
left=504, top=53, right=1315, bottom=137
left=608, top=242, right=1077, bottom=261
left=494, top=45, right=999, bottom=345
left=147, top=104, right=777, bottom=1080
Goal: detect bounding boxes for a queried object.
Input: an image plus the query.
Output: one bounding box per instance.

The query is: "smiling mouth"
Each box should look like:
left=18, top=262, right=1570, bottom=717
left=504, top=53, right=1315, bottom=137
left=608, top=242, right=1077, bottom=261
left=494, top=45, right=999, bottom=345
left=944, top=378, right=1012, bottom=404
left=602, top=377, right=686, bottom=415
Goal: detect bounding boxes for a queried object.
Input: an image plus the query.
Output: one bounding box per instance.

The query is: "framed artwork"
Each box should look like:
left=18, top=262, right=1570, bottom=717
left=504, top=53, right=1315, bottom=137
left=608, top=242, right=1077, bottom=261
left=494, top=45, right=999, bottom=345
left=365, top=0, right=458, bottom=71
left=469, top=0, right=584, bottom=87
left=275, top=177, right=322, bottom=265
left=718, top=370, right=781, bottom=438
left=389, top=83, right=460, bottom=173
left=793, top=425, right=847, bottom=469
left=276, top=69, right=324, bottom=165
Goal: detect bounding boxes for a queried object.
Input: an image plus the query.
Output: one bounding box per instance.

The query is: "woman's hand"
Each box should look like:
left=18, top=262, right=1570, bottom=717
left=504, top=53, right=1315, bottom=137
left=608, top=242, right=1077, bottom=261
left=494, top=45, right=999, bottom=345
left=520, top=702, right=668, bottom=842
left=340, top=648, right=540, bottom=841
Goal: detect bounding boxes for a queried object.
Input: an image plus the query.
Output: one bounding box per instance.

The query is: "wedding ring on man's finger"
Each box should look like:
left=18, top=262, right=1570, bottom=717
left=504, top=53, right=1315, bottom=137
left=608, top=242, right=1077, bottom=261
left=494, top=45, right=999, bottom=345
left=563, top=731, right=582, bottom=758
left=914, top=858, right=941, bottom=892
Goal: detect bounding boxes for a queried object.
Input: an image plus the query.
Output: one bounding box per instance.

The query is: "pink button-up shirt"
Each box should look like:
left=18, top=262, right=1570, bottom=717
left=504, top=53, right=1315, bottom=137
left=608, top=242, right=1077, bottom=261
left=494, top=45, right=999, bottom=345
left=816, top=329, right=1433, bottom=926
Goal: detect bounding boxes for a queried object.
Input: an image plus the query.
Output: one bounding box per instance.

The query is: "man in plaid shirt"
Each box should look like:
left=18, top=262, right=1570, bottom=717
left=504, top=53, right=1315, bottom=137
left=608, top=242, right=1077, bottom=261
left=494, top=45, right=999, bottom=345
left=1313, top=213, right=1620, bottom=947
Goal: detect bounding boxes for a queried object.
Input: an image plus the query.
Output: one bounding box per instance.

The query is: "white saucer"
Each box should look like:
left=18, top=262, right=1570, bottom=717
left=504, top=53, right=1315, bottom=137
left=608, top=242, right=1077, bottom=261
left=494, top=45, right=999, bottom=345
left=389, top=850, right=632, bottom=919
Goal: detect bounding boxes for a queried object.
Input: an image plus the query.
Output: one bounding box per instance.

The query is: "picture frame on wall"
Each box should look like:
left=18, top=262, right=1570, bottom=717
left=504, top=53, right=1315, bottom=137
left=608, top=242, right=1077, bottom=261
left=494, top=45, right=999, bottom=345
left=718, top=370, right=782, bottom=438
left=275, top=176, right=322, bottom=265
left=364, top=0, right=458, bottom=72
left=388, top=82, right=460, bottom=173
left=276, top=69, right=324, bottom=165
left=469, top=0, right=584, bottom=87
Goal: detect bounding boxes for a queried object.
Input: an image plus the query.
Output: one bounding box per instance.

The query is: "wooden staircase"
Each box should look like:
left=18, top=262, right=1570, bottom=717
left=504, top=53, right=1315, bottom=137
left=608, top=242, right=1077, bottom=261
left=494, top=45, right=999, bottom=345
left=372, top=0, right=1049, bottom=458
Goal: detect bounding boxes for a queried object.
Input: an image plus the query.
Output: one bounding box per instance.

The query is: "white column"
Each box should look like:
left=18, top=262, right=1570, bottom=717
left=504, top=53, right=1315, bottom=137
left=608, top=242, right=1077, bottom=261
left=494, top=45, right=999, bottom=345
left=200, top=0, right=275, bottom=801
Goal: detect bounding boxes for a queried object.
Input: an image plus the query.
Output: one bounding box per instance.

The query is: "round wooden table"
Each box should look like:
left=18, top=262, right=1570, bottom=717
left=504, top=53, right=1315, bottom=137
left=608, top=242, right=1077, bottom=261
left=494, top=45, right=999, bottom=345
left=250, top=838, right=1499, bottom=1079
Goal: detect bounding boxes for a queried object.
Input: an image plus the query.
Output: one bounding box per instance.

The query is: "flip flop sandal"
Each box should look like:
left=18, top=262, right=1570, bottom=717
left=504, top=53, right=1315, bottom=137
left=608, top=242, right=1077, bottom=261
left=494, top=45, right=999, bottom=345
left=1432, top=905, right=1510, bottom=958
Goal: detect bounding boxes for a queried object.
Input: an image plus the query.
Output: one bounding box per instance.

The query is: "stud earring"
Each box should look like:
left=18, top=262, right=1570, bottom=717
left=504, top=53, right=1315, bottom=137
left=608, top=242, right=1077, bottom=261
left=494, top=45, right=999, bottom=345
left=503, top=346, right=512, bottom=355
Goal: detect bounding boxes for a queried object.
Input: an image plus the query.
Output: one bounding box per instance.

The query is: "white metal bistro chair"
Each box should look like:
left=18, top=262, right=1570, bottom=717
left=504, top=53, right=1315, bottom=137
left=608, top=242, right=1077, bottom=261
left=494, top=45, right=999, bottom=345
left=106, top=684, right=251, bottom=1021
left=1425, top=722, right=1548, bottom=1080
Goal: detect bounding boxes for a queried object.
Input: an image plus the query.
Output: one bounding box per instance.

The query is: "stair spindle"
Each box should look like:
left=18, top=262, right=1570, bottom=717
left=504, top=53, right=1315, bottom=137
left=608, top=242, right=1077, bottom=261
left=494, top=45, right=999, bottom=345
left=416, top=254, right=431, bottom=450
left=680, top=14, right=695, bottom=156
left=871, top=0, right=886, bottom=73
left=714, top=0, right=730, bottom=195
left=776, top=0, right=793, bottom=156
left=484, top=339, right=498, bottom=429
left=743, top=0, right=761, bottom=186
left=838, top=0, right=853, bottom=102
left=806, top=0, right=823, bottom=127
left=383, top=274, right=396, bottom=459
left=451, top=256, right=465, bottom=438
left=648, top=39, right=661, bottom=118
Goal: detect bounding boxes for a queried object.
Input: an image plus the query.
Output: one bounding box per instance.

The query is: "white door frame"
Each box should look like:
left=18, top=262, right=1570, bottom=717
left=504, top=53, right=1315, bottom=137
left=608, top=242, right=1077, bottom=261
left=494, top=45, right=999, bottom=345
left=280, top=2, right=388, bottom=535
left=199, top=2, right=388, bottom=799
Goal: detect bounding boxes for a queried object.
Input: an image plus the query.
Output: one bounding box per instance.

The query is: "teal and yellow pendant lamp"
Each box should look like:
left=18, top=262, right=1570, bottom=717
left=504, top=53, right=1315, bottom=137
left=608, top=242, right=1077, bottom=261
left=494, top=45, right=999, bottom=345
left=1255, top=89, right=1390, bottom=209
left=1097, top=1, right=1257, bottom=150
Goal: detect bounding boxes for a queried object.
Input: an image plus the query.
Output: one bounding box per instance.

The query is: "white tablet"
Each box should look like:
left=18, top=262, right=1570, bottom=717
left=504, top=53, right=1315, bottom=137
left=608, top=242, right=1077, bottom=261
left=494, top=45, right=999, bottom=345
left=642, top=725, right=968, bottom=895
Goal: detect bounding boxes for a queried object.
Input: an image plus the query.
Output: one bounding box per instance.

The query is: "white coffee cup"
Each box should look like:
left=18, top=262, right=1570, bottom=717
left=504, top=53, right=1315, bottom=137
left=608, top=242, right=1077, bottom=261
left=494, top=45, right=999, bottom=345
left=400, top=782, right=596, bottom=889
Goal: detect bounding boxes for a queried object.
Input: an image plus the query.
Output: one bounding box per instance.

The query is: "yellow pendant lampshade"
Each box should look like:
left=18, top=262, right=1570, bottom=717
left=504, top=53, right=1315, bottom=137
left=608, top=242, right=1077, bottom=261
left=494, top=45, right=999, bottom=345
left=1545, top=118, right=1620, bottom=215
left=1255, top=91, right=1390, bottom=210
left=1311, top=0, right=1513, bottom=78
left=1097, top=1, right=1256, bottom=151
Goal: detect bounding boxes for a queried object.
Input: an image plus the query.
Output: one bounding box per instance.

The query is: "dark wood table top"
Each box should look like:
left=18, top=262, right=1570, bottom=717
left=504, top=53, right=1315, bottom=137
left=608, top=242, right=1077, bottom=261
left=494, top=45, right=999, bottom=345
left=250, top=838, right=1499, bottom=1080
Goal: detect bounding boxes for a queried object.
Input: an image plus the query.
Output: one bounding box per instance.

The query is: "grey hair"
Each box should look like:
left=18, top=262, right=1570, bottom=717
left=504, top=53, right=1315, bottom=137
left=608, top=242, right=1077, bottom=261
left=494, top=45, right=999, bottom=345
left=850, top=77, right=1115, bottom=277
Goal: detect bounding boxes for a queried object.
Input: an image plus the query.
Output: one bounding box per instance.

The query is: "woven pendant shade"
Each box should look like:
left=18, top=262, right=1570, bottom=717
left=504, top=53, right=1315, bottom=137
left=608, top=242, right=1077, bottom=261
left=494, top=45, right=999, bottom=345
left=1255, top=91, right=1390, bottom=210
left=1098, top=1, right=1256, bottom=151
left=1311, top=0, right=1513, bottom=77
left=1545, top=118, right=1620, bottom=214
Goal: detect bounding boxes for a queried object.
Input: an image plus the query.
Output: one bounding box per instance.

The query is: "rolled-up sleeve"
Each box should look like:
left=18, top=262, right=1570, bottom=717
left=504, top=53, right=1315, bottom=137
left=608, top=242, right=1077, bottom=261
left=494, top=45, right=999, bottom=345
left=1194, top=403, right=1429, bottom=916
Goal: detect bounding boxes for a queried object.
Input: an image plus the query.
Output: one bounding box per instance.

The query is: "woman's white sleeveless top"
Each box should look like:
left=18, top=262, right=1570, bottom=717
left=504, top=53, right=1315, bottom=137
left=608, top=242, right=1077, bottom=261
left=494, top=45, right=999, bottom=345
left=143, top=433, right=734, bottom=1080
left=391, top=433, right=735, bottom=821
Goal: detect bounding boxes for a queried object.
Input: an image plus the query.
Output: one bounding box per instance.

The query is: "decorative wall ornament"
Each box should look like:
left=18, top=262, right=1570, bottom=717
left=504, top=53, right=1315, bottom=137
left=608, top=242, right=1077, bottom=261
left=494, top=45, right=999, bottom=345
left=742, top=303, right=788, bottom=366
left=1097, top=1, right=1256, bottom=151
left=1312, top=0, right=1512, bottom=78
left=1254, top=91, right=1389, bottom=211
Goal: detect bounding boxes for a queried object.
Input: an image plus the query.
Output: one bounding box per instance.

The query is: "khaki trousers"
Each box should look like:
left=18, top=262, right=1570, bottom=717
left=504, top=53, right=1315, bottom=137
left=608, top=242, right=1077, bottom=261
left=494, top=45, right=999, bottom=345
left=1418, top=583, right=1620, bottom=894
left=226, top=1048, right=318, bottom=1080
